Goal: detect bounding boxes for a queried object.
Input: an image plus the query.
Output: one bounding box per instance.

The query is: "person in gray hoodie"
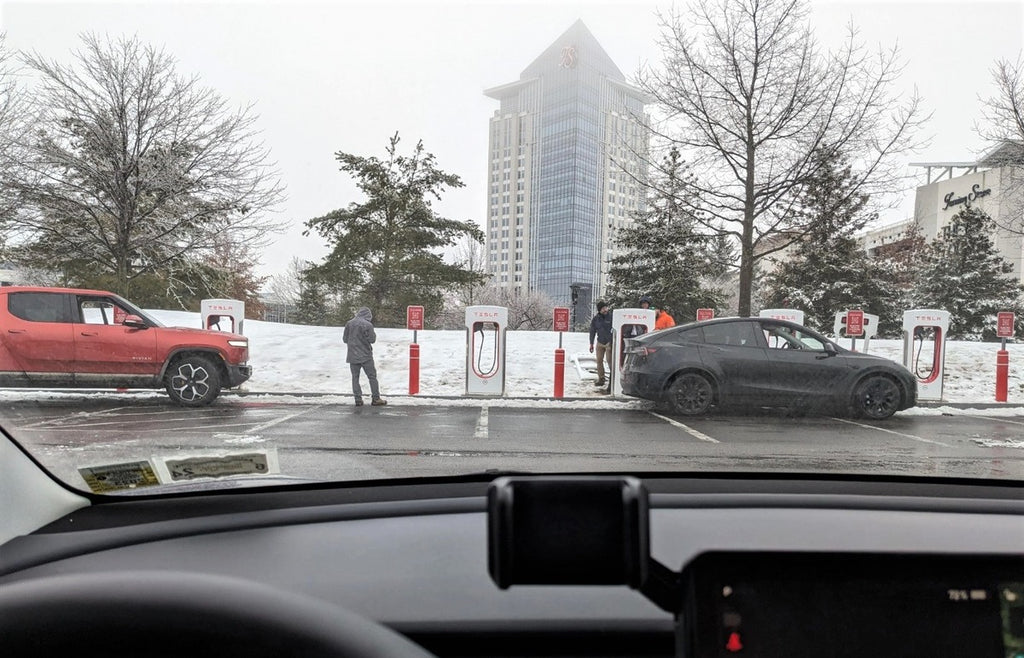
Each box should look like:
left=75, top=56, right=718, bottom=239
left=343, top=307, right=386, bottom=406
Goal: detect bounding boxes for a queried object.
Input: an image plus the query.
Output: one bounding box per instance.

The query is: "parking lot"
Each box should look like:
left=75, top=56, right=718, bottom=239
left=4, top=394, right=1023, bottom=487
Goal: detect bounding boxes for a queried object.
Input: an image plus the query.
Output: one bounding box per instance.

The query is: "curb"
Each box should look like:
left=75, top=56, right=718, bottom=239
left=223, top=391, right=1024, bottom=409
left=223, top=390, right=635, bottom=403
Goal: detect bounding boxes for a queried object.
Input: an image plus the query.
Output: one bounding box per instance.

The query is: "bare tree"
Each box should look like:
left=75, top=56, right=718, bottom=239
left=635, top=0, right=926, bottom=316
left=437, top=282, right=555, bottom=331
left=8, top=33, right=284, bottom=298
left=977, top=55, right=1024, bottom=234
left=266, top=257, right=309, bottom=309
left=0, top=35, right=31, bottom=237
left=979, top=56, right=1024, bottom=145
left=449, top=233, right=488, bottom=307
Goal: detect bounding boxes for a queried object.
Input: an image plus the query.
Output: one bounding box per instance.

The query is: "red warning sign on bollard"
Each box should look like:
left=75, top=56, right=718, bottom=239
left=845, top=310, right=864, bottom=336
left=553, top=307, right=570, bottom=332
left=407, top=305, right=424, bottom=331
left=997, top=312, right=1015, bottom=338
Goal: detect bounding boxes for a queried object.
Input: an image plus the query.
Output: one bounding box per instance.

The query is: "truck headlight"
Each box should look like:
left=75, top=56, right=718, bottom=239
left=228, top=340, right=248, bottom=348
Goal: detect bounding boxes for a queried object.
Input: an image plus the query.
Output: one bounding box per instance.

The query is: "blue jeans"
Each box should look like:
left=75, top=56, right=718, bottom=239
left=350, top=360, right=381, bottom=402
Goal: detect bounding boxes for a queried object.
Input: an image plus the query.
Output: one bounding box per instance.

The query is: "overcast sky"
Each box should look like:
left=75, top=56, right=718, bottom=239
left=2, top=0, right=1022, bottom=279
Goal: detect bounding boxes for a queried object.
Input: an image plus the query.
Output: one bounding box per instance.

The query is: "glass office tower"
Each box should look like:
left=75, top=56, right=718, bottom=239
left=484, top=20, right=648, bottom=317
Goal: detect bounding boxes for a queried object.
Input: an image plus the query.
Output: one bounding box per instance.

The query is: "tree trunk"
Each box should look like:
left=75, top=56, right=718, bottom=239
left=116, top=254, right=130, bottom=297
left=739, top=133, right=757, bottom=317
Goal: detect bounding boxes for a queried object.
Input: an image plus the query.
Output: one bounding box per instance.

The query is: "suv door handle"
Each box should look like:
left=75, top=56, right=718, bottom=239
left=7, top=329, right=25, bottom=334
left=80, top=331, right=98, bottom=336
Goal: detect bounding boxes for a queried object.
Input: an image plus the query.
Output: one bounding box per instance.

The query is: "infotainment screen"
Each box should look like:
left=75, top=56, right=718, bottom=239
left=681, top=553, right=1024, bottom=658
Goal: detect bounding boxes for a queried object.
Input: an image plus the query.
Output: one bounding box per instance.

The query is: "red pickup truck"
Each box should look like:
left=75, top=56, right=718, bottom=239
left=0, top=287, right=251, bottom=406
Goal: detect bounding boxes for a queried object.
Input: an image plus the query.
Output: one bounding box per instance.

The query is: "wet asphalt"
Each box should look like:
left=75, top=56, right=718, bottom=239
left=5, top=396, right=1024, bottom=486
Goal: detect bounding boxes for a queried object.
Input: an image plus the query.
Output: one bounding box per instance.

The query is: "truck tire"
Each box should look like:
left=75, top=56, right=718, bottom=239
left=165, top=355, right=222, bottom=406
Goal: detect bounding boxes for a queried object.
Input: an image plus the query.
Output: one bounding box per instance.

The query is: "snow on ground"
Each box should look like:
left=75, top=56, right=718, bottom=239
left=149, top=311, right=1024, bottom=412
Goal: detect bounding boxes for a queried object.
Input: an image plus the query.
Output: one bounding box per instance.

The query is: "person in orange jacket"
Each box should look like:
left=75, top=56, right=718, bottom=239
left=654, top=306, right=675, bottom=330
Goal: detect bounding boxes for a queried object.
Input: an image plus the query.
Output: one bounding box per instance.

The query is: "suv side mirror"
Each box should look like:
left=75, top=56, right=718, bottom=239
left=123, top=315, right=147, bottom=329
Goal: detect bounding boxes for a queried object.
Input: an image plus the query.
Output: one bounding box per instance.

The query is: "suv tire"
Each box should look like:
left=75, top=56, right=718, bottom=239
left=666, top=372, right=714, bottom=416
left=166, top=355, right=222, bottom=406
left=850, top=374, right=901, bottom=420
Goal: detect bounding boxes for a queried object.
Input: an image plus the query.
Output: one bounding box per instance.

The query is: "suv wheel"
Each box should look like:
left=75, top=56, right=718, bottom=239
left=850, top=374, right=901, bottom=420
left=666, top=373, right=714, bottom=416
left=166, top=355, right=222, bottom=406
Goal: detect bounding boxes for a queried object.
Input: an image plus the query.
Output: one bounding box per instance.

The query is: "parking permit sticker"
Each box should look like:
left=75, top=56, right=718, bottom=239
left=79, top=461, right=161, bottom=493
left=159, top=451, right=277, bottom=482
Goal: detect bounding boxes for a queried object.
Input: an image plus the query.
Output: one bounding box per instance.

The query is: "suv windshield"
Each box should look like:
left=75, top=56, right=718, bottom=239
left=0, top=0, right=1022, bottom=494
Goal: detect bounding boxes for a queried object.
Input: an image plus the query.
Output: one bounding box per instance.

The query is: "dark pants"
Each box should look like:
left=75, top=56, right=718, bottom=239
left=349, top=360, right=381, bottom=402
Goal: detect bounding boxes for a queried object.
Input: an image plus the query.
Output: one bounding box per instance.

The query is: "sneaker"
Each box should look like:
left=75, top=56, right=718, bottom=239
left=371, top=399, right=387, bottom=406
left=354, top=400, right=364, bottom=406
left=594, top=380, right=606, bottom=387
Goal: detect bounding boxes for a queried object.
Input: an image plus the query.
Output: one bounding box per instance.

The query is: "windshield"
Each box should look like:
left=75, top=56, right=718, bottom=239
left=1, top=0, right=1023, bottom=495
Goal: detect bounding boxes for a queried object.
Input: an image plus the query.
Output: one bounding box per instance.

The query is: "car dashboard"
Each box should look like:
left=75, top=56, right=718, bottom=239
left=1, top=475, right=1022, bottom=657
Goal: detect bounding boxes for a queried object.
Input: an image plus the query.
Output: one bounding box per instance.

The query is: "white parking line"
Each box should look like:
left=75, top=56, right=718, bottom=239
left=972, top=415, right=1024, bottom=427
left=474, top=404, right=489, bottom=439
left=17, top=412, right=274, bottom=430
left=248, top=405, right=324, bottom=433
left=832, top=418, right=951, bottom=447
left=18, top=422, right=259, bottom=433
left=17, top=405, right=140, bottom=428
left=648, top=412, right=720, bottom=443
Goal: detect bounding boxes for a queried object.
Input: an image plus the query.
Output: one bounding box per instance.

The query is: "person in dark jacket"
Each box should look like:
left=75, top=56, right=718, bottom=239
left=588, top=301, right=614, bottom=390
left=343, top=307, right=386, bottom=406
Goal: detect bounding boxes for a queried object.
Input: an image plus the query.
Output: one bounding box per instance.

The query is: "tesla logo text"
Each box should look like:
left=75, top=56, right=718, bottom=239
left=559, top=45, right=577, bottom=68
left=943, top=183, right=991, bottom=211
left=473, top=312, right=500, bottom=318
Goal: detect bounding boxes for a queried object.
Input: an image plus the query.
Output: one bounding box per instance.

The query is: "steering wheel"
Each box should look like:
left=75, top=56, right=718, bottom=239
left=0, top=570, right=438, bottom=658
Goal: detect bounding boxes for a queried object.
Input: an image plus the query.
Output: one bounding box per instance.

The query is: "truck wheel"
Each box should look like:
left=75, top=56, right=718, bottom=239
left=166, top=355, right=222, bottom=406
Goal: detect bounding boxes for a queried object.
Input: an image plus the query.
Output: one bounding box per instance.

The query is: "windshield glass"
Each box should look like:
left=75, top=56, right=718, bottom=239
left=1, top=0, right=1023, bottom=494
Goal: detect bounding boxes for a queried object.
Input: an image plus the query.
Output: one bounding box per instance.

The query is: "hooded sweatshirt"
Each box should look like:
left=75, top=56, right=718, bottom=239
left=343, top=307, right=377, bottom=364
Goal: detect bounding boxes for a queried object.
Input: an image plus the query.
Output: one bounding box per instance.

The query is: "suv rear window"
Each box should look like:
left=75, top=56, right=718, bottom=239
left=8, top=292, right=70, bottom=323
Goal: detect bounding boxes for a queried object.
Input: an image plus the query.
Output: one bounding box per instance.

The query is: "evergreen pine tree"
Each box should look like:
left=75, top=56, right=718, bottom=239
left=292, top=275, right=328, bottom=326
left=872, top=220, right=928, bottom=333
left=762, top=149, right=896, bottom=334
left=606, top=148, right=726, bottom=321
left=304, top=133, right=485, bottom=327
left=912, top=206, right=1024, bottom=339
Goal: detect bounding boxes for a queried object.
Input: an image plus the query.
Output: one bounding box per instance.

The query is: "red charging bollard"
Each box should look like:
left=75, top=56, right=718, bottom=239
left=554, top=348, right=565, bottom=399
left=409, top=343, right=420, bottom=395
left=996, top=349, right=1009, bottom=402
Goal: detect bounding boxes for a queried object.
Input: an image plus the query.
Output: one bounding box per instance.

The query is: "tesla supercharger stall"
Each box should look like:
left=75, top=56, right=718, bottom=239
left=759, top=308, right=805, bottom=326
left=611, top=308, right=655, bottom=397
left=465, top=305, right=508, bottom=397
left=903, top=309, right=950, bottom=402
left=201, top=299, right=245, bottom=334
left=833, top=311, right=879, bottom=353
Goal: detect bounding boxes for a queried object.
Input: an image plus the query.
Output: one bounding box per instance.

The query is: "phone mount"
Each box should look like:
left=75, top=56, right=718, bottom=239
left=487, top=476, right=679, bottom=615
